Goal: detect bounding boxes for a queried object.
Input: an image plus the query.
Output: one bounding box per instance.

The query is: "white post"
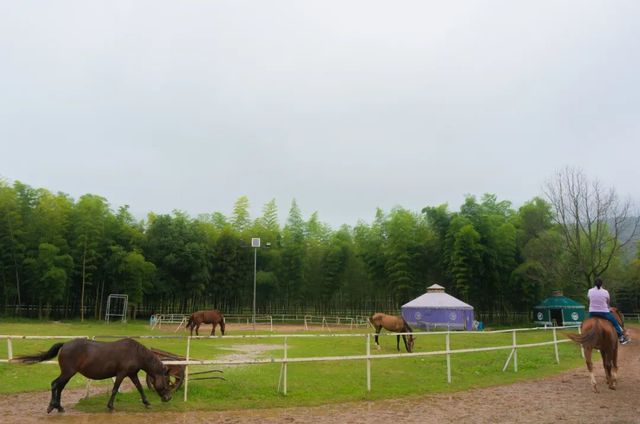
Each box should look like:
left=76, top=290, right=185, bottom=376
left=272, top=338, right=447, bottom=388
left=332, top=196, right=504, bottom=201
left=578, top=326, right=585, bottom=359
left=252, top=247, right=257, bottom=331
left=366, top=334, right=372, bottom=392
left=446, top=331, right=451, bottom=383
left=553, top=327, right=559, bottom=364
left=7, top=338, right=12, bottom=361
left=512, top=330, right=518, bottom=372
left=283, top=336, right=288, bottom=395
left=183, top=336, right=191, bottom=402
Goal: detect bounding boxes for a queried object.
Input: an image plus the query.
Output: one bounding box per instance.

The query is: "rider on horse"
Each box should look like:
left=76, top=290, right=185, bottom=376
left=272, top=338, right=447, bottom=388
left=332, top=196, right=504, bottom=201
left=588, top=277, right=630, bottom=345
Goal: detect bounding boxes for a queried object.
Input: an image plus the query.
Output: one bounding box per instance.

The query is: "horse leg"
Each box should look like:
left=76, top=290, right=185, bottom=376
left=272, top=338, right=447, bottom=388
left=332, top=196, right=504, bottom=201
left=396, top=335, right=401, bottom=351
left=52, top=374, right=73, bottom=413
left=374, top=326, right=381, bottom=350
left=606, top=344, right=618, bottom=390
left=195, top=323, right=200, bottom=336
left=584, top=348, right=598, bottom=393
left=129, top=373, right=150, bottom=407
left=211, top=324, right=215, bottom=336
left=602, top=350, right=614, bottom=390
left=611, top=344, right=619, bottom=389
left=48, top=375, right=62, bottom=413
left=107, top=374, right=126, bottom=410
left=402, top=334, right=410, bottom=352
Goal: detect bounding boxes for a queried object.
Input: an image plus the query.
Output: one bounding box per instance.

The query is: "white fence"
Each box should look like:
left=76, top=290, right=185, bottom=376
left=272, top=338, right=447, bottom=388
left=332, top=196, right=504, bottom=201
left=0, top=325, right=581, bottom=402
left=150, top=313, right=371, bottom=332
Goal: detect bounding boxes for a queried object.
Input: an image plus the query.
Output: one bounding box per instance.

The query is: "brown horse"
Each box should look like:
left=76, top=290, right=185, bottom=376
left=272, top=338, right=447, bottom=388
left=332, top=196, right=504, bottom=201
left=369, top=312, right=415, bottom=353
left=14, top=338, right=172, bottom=412
left=186, top=309, right=226, bottom=336
left=567, top=307, right=626, bottom=392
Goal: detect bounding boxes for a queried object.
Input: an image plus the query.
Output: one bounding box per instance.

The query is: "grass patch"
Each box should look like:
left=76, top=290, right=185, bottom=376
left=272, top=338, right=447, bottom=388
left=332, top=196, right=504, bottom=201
left=0, top=319, right=596, bottom=413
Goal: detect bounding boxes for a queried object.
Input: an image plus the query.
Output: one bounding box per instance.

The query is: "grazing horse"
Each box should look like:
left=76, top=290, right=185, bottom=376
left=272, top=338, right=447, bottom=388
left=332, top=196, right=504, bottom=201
left=14, top=338, right=172, bottom=412
left=567, top=307, right=626, bottom=392
left=369, top=312, right=415, bottom=353
left=186, top=309, right=226, bottom=336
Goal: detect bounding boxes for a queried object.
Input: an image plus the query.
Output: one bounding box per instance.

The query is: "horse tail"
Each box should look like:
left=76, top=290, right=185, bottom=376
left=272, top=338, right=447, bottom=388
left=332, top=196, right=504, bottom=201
left=567, top=322, right=601, bottom=348
left=14, top=342, right=64, bottom=364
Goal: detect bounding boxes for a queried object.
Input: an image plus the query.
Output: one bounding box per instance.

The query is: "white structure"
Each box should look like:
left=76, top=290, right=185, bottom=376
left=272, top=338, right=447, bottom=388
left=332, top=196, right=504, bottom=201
left=105, top=294, right=128, bottom=323
left=402, top=284, right=475, bottom=330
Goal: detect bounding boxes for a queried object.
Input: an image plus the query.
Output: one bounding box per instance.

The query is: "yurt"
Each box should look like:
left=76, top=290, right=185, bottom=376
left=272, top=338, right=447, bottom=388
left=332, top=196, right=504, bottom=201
left=533, top=290, right=585, bottom=326
left=401, top=284, right=475, bottom=330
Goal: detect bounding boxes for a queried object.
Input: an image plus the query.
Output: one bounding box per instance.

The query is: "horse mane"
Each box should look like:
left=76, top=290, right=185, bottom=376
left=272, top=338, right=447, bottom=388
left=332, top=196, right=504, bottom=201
left=133, top=339, right=164, bottom=373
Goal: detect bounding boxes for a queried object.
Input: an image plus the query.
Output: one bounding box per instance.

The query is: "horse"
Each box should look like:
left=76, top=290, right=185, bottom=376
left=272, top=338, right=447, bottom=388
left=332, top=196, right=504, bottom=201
left=567, top=307, right=626, bottom=392
left=369, top=312, right=415, bottom=353
left=14, top=338, right=172, bottom=412
left=186, top=309, right=226, bottom=336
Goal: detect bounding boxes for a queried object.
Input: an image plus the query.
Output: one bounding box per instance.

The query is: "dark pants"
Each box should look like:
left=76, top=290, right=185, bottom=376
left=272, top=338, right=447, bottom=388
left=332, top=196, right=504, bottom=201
left=589, top=311, right=624, bottom=337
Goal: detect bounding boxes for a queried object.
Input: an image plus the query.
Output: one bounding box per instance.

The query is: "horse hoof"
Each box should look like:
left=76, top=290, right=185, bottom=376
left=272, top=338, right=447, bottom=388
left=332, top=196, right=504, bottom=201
left=47, top=405, right=54, bottom=414
left=58, top=406, right=65, bottom=413
left=592, top=386, right=599, bottom=393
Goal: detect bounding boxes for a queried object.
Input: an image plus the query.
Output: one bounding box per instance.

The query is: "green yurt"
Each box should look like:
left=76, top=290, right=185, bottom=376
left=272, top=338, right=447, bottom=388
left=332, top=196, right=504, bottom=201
left=533, top=290, right=585, bottom=326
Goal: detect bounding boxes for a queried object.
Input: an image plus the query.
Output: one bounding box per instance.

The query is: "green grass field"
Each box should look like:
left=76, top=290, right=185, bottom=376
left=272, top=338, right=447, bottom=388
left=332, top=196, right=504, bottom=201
left=0, top=319, right=593, bottom=413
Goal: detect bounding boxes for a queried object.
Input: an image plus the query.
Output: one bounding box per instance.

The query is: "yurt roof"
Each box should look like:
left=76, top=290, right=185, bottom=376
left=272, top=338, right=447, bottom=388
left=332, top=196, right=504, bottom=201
left=534, top=295, right=585, bottom=309
left=402, top=284, right=474, bottom=310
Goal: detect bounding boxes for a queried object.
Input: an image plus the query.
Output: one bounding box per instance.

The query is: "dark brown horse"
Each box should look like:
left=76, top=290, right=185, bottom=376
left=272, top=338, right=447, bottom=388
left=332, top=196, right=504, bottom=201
left=567, top=307, right=626, bottom=392
left=14, top=338, right=172, bottom=412
left=369, top=312, right=415, bottom=353
left=186, top=309, right=226, bottom=336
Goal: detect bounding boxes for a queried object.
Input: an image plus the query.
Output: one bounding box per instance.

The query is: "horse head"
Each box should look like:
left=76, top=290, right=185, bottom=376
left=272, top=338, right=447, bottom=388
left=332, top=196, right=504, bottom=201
left=147, top=364, right=173, bottom=402
left=406, top=334, right=415, bottom=353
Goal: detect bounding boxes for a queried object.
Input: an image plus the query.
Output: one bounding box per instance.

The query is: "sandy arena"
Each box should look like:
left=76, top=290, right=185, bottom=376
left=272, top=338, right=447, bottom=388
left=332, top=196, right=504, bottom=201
left=2, top=327, right=639, bottom=424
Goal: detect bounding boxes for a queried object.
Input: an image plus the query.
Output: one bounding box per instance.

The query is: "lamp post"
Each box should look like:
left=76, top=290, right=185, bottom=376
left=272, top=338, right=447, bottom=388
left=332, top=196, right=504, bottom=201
left=251, top=238, right=261, bottom=331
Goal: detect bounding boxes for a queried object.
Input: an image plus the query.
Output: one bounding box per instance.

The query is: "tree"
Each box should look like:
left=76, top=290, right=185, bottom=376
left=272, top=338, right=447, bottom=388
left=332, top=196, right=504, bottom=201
left=71, top=194, right=109, bottom=321
left=545, top=167, right=639, bottom=288
left=23, top=243, right=72, bottom=318
left=0, top=182, right=25, bottom=310
left=231, top=196, right=251, bottom=233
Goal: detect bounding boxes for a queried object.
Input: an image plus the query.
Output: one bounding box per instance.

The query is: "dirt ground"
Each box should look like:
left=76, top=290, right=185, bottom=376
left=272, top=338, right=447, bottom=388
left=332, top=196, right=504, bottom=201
left=2, top=328, right=640, bottom=424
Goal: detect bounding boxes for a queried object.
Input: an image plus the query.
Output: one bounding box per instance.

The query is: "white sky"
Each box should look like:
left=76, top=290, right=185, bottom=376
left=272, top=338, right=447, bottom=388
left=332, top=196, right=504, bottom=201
left=1, top=1, right=639, bottom=227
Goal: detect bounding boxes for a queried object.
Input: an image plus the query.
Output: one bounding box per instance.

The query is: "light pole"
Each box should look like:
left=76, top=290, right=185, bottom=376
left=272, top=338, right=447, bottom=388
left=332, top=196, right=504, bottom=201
left=251, top=238, right=260, bottom=331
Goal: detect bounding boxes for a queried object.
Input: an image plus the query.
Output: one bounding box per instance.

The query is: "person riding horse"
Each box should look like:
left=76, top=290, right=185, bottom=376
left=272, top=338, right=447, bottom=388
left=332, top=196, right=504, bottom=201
left=588, top=277, right=630, bottom=345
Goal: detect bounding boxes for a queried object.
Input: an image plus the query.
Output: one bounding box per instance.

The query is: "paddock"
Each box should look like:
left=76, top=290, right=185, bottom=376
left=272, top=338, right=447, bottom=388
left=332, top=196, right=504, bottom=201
left=0, top=320, right=638, bottom=423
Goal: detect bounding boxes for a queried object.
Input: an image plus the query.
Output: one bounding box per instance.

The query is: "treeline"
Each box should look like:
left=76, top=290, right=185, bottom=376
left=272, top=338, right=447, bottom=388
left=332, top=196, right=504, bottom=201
left=1, top=178, right=639, bottom=320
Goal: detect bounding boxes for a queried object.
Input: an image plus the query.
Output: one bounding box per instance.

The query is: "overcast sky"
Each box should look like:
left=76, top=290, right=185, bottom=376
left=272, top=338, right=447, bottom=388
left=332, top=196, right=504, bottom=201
left=1, top=1, right=638, bottom=227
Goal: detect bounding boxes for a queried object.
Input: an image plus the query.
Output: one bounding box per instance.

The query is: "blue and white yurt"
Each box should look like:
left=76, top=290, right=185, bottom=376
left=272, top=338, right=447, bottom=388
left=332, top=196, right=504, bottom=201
left=401, top=284, right=475, bottom=330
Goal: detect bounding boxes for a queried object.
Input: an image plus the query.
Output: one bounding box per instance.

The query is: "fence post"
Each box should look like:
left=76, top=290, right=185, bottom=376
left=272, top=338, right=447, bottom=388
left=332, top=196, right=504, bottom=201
left=284, top=336, right=288, bottom=395
left=366, top=334, right=371, bottom=392
left=578, top=326, right=584, bottom=359
left=553, top=327, right=559, bottom=364
left=183, top=336, right=191, bottom=402
left=512, top=330, right=518, bottom=372
left=446, top=331, right=451, bottom=383
left=7, top=338, right=12, bottom=361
